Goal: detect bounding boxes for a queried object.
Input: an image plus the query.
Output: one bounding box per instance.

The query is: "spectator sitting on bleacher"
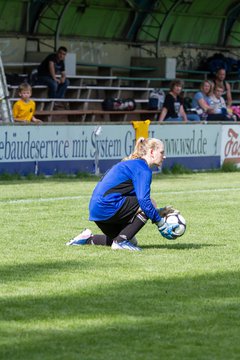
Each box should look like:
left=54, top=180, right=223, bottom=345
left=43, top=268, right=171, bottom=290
left=13, top=83, right=42, bottom=123
left=37, top=46, right=69, bottom=100
left=191, top=80, right=215, bottom=120
left=158, top=79, right=200, bottom=122
left=209, top=85, right=236, bottom=121
left=212, top=68, right=232, bottom=106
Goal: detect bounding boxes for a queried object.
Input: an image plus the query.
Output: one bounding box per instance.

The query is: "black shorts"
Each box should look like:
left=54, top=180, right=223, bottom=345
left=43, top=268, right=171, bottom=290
left=95, top=196, right=139, bottom=240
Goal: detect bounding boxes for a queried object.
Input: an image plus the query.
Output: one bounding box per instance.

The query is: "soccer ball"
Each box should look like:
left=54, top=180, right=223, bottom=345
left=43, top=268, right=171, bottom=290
left=164, top=213, right=186, bottom=239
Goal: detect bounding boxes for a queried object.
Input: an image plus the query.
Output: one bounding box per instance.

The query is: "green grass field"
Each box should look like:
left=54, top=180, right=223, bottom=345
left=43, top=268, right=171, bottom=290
left=0, top=172, right=239, bottom=360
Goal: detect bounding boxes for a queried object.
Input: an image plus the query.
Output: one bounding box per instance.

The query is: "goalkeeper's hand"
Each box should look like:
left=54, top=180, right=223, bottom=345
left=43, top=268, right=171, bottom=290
left=157, top=218, right=179, bottom=240
left=158, top=205, right=179, bottom=218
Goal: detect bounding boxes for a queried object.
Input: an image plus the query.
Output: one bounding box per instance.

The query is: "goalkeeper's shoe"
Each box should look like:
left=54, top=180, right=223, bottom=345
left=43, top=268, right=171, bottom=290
left=130, top=236, right=138, bottom=246
left=111, top=240, right=141, bottom=251
left=66, top=228, right=93, bottom=246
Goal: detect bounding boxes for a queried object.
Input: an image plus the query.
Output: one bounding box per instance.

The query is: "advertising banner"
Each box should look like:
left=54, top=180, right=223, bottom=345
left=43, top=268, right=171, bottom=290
left=0, top=123, right=222, bottom=175
left=0, top=124, right=135, bottom=174
left=220, top=125, right=240, bottom=167
left=150, top=123, right=221, bottom=170
left=0, top=125, right=134, bottom=162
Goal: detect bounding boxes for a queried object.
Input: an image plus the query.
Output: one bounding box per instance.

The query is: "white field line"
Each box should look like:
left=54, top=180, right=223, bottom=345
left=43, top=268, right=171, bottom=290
left=1, top=187, right=240, bottom=205
left=0, top=196, right=87, bottom=205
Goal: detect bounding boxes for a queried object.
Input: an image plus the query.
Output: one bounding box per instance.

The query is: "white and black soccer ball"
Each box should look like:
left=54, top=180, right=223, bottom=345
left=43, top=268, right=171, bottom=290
left=164, top=213, right=186, bottom=239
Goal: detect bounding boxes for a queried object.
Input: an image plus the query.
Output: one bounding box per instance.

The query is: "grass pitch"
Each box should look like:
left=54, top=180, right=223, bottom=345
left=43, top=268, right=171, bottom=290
left=0, top=172, right=239, bottom=360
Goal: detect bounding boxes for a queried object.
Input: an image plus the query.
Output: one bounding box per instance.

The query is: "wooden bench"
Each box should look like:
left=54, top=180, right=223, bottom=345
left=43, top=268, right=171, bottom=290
left=68, top=84, right=154, bottom=100
left=68, top=75, right=118, bottom=86
left=176, top=69, right=211, bottom=80
left=10, top=96, right=149, bottom=109
left=80, top=85, right=154, bottom=100
left=10, top=96, right=152, bottom=122
left=3, top=62, right=39, bottom=73
left=9, top=97, right=104, bottom=111
left=4, top=60, right=158, bottom=77
left=34, top=108, right=162, bottom=122
left=5, top=62, right=238, bottom=89
left=8, top=84, right=90, bottom=98
left=69, top=72, right=240, bottom=89
left=77, top=62, right=157, bottom=77
left=8, top=84, right=48, bottom=98
left=117, top=76, right=204, bottom=87
left=8, top=83, right=155, bottom=100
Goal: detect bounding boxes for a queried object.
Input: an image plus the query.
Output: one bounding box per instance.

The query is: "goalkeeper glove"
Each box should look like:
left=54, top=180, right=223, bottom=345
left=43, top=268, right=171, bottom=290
left=157, top=218, right=179, bottom=240
left=158, top=205, right=179, bottom=218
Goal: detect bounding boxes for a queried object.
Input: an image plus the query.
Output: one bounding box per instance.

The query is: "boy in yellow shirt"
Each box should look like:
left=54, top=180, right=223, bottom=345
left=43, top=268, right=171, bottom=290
left=13, top=83, right=42, bottom=123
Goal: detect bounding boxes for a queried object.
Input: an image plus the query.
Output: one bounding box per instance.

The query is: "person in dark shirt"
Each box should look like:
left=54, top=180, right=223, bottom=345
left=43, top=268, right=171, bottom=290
left=66, top=137, right=179, bottom=251
left=37, top=46, right=69, bottom=98
left=213, top=68, right=232, bottom=106
left=159, top=79, right=200, bottom=122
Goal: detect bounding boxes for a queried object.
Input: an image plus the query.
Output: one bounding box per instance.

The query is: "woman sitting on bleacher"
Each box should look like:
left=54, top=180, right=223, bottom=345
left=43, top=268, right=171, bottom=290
left=191, top=80, right=215, bottom=120
left=158, top=79, right=200, bottom=122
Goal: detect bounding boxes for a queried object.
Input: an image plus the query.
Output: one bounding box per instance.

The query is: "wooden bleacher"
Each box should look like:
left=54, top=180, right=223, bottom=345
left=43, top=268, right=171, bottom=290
left=3, top=60, right=157, bottom=78
left=6, top=61, right=240, bottom=123
left=9, top=94, right=160, bottom=122
left=34, top=109, right=162, bottom=123
left=7, top=70, right=163, bottom=122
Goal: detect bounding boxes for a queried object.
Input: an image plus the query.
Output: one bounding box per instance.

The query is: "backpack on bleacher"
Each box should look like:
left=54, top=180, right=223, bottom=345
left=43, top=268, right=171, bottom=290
left=119, top=98, right=136, bottom=111
left=102, top=98, right=136, bottom=111
left=148, top=89, right=165, bottom=110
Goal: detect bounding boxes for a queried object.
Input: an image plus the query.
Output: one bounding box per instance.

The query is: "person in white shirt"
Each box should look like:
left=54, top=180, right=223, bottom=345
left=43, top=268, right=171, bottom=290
left=210, top=85, right=227, bottom=114
left=210, top=85, right=235, bottom=121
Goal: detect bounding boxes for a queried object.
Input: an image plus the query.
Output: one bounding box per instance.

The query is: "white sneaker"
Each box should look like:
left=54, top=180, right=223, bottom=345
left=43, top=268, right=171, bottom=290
left=111, top=240, right=141, bottom=251
left=66, top=228, right=93, bottom=246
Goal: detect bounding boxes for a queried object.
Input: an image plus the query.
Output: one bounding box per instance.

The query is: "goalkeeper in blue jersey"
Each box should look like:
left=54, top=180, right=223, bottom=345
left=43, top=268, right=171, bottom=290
left=66, top=137, right=178, bottom=251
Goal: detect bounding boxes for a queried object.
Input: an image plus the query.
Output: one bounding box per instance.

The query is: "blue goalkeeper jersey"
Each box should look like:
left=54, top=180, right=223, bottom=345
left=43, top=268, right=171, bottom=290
left=89, top=158, right=161, bottom=223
